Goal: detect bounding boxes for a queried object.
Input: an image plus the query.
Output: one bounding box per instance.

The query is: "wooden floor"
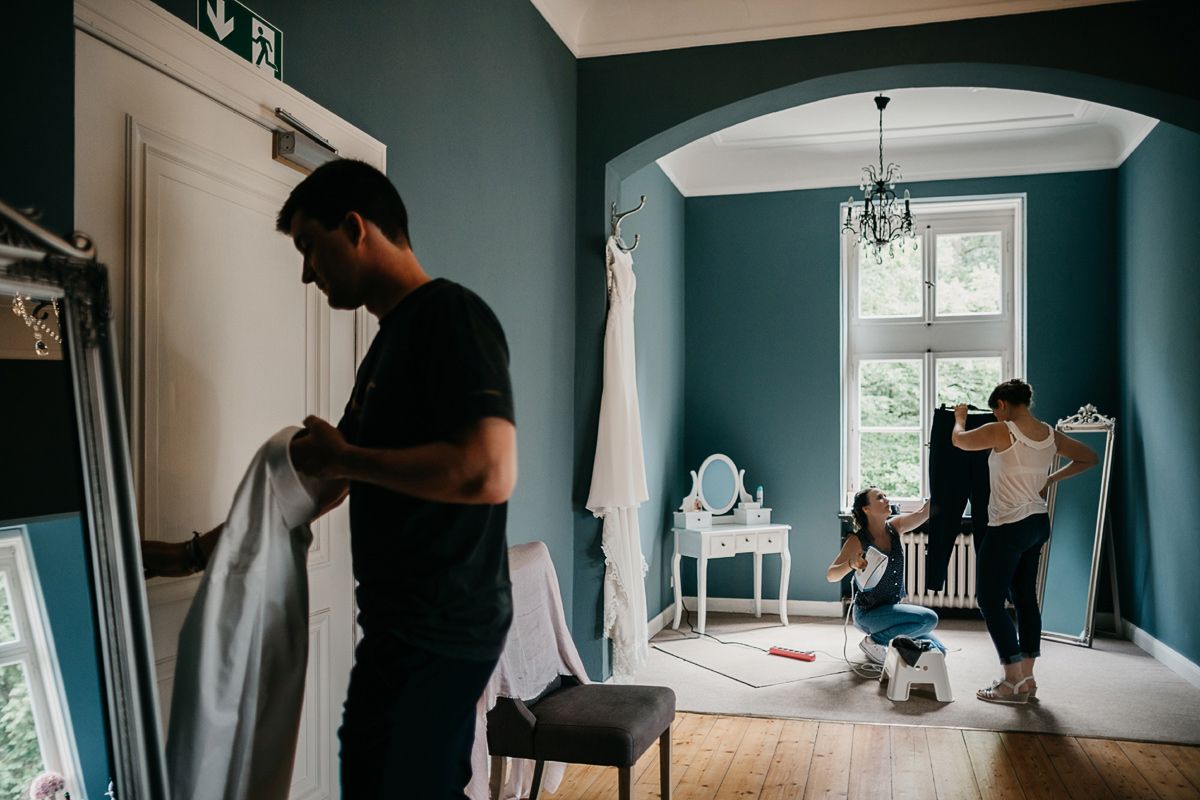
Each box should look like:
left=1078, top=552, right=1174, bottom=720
left=546, top=712, right=1200, bottom=799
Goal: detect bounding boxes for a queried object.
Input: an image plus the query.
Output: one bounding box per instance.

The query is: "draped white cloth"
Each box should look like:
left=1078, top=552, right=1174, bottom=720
left=585, top=237, right=650, bottom=683
left=167, top=427, right=320, bottom=800
left=468, top=542, right=590, bottom=800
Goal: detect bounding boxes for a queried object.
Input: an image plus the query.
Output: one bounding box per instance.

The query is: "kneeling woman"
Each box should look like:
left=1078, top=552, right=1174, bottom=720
left=827, top=488, right=946, bottom=664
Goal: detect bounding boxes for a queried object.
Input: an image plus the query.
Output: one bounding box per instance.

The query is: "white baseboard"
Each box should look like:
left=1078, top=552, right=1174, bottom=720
left=664, top=596, right=843, bottom=619
left=647, top=605, right=672, bottom=638
left=1122, top=618, right=1200, bottom=690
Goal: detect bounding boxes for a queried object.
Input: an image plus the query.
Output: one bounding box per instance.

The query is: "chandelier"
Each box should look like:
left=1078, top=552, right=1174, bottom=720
left=11, top=293, right=61, bottom=356
left=842, top=93, right=917, bottom=263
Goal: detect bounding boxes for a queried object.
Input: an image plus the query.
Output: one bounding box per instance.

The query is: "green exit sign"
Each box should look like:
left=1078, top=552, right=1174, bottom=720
left=197, top=0, right=283, bottom=80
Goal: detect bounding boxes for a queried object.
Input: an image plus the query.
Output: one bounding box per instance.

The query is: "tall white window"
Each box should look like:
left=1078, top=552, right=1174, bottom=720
left=0, top=529, right=84, bottom=799
left=841, top=197, right=1026, bottom=508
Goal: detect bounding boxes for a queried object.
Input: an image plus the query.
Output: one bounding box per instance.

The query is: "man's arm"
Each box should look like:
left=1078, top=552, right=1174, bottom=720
left=290, top=414, right=518, bottom=505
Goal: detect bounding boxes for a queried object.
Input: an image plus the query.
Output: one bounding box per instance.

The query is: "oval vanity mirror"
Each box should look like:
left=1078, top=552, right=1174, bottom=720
left=698, top=454, right=739, bottom=515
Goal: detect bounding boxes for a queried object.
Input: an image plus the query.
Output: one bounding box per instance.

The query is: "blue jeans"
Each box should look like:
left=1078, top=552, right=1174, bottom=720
left=853, top=602, right=946, bottom=652
left=976, top=512, right=1050, bottom=664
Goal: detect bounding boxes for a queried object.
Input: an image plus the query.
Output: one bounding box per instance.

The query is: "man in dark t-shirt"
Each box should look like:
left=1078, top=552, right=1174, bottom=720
left=280, top=160, right=516, bottom=798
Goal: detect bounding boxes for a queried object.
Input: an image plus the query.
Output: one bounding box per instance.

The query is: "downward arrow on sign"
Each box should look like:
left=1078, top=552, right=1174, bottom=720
left=206, top=0, right=235, bottom=40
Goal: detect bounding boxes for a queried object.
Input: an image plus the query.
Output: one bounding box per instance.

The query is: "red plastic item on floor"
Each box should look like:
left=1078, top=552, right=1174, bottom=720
left=768, top=646, right=816, bottom=662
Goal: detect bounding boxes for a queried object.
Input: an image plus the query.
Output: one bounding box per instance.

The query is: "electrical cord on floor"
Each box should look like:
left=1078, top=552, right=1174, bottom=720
left=649, top=598, right=885, bottom=685
left=648, top=606, right=776, bottom=687
left=838, top=553, right=897, bottom=678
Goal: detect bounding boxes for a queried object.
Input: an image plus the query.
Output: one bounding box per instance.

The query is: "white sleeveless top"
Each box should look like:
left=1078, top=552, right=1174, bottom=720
left=987, top=420, right=1057, bottom=526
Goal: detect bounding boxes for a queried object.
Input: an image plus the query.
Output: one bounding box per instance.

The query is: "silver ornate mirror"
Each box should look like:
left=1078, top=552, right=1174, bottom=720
left=1, top=200, right=165, bottom=799
left=1039, top=404, right=1116, bottom=647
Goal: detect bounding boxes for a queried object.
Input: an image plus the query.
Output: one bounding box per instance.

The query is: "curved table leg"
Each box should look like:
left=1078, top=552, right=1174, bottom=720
left=672, top=549, right=683, bottom=630
left=697, top=555, right=708, bottom=635
left=779, top=533, right=791, bottom=626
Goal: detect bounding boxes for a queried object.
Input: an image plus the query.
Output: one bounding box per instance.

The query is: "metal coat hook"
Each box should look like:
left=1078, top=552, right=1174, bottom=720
left=609, top=195, right=646, bottom=252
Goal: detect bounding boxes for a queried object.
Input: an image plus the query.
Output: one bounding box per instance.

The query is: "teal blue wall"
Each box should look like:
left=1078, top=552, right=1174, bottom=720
left=1116, top=122, right=1200, bottom=667
left=680, top=172, right=1118, bottom=602
left=4, top=516, right=112, bottom=798
left=613, top=164, right=686, bottom=620
left=574, top=1, right=1197, bottom=675
left=6, top=0, right=1198, bottom=682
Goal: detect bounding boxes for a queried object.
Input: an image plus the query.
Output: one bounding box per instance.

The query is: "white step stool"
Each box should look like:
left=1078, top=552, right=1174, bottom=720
left=880, top=644, right=953, bottom=702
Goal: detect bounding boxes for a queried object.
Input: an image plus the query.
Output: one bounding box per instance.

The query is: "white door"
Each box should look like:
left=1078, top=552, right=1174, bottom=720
left=74, top=4, right=381, bottom=797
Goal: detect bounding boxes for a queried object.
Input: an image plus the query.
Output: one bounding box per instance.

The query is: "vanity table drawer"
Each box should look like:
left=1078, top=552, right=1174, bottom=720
left=707, top=535, right=736, bottom=557
left=735, top=533, right=758, bottom=553
left=757, top=532, right=783, bottom=553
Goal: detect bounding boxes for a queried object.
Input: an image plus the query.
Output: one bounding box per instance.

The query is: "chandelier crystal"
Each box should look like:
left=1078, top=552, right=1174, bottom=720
left=843, top=94, right=917, bottom=263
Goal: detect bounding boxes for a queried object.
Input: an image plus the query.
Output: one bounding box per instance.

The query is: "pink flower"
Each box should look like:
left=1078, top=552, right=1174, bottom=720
left=29, top=772, right=66, bottom=800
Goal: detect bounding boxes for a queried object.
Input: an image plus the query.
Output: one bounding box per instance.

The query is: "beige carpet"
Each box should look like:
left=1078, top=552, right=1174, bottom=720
left=635, top=612, right=1200, bottom=745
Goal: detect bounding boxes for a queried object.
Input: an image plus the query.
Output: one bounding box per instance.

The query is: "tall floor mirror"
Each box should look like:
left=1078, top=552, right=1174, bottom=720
left=1, top=200, right=166, bottom=799
left=1038, top=404, right=1116, bottom=647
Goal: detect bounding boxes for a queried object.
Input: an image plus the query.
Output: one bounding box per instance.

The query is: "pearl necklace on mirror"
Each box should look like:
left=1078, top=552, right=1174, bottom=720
left=11, top=293, right=61, bottom=356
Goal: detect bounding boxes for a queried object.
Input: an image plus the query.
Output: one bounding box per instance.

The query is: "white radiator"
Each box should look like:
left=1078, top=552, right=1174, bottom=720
left=901, top=532, right=977, bottom=609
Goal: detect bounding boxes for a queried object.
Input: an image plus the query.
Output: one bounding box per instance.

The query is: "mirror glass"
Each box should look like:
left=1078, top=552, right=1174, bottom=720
left=1041, top=422, right=1113, bottom=645
left=0, top=288, right=114, bottom=798
left=699, top=454, right=738, bottom=514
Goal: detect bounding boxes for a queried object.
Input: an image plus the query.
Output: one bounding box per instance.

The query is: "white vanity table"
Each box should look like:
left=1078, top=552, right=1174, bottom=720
left=671, top=519, right=791, bottom=634
left=671, top=453, right=791, bottom=634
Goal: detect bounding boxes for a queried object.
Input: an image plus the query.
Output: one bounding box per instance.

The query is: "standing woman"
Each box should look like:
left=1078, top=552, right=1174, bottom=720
left=952, top=379, right=1097, bottom=703
left=828, top=488, right=946, bottom=664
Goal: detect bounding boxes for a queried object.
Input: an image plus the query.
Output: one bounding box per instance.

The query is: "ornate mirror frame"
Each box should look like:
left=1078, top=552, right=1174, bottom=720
left=1038, top=403, right=1116, bottom=648
left=1, top=200, right=167, bottom=799
left=680, top=453, right=751, bottom=516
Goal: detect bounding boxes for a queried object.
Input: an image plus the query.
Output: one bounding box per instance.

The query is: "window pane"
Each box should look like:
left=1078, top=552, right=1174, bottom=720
left=937, top=357, right=1003, bottom=408
left=935, top=232, right=1001, bottom=315
left=858, top=239, right=922, bottom=318
left=860, top=360, right=921, bottom=427
left=860, top=432, right=921, bottom=498
left=0, top=575, right=15, bottom=645
left=0, top=661, right=44, bottom=799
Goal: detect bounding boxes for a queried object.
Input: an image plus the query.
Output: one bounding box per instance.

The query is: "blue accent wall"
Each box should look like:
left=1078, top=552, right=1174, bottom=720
left=1116, top=122, right=1200, bottom=667
left=6, top=0, right=1198, bottom=683
left=682, top=172, right=1118, bottom=602
left=574, top=1, right=1197, bottom=676
left=5, top=516, right=112, bottom=799
left=620, top=165, right=687, bottom=619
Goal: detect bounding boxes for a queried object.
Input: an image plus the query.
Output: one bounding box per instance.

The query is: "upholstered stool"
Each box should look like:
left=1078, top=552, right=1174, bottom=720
left=487, top=676, right=676, bottom=800
left=880, top=645, right=953, bottom=702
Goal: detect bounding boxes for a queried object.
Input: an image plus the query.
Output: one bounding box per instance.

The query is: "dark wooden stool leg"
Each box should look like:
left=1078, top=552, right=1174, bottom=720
left=660, top=726, right=672, bottom=798
left=619, top=766, right=632, bottom=800
left=489, top=756, right=505, bottom=800
left=529, top=760, right=545, bottom=800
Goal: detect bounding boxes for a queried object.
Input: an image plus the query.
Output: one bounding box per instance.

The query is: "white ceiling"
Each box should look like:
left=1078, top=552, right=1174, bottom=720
left=657, top=88, right=1157, bottom=197
left=529, top=0, right=1130, bottom=58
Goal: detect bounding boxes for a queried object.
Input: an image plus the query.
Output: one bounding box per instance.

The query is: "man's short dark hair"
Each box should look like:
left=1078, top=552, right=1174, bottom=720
left=276, top=159, right=410, bottom=246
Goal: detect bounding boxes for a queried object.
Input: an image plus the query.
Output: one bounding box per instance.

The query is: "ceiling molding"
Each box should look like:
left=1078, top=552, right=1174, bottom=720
left=655, top=88, right=1157, bottom=197
left=530, top=0, right=1132, bottom=58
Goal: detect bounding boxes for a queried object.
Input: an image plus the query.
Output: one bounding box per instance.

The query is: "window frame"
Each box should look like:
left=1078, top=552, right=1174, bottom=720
left=0, top=527, right=87, bottom=798
left=840, top=195, right=1026, bottom=511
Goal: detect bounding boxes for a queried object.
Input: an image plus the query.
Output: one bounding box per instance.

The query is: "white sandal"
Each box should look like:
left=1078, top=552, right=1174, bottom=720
left=976, top=677, right=1030, bottom=705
